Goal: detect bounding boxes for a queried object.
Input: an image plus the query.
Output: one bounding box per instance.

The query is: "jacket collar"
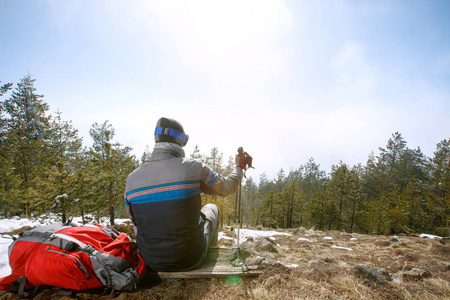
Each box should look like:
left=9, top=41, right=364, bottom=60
left=150, top=142, right=185, bottom=161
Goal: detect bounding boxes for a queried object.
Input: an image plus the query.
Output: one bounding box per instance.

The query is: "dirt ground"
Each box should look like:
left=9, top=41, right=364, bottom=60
left=1, top=226, right=449, bottom=299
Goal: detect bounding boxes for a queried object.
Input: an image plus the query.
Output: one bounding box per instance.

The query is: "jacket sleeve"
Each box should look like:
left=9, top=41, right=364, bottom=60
left=200, top=165, right=243, bottom=197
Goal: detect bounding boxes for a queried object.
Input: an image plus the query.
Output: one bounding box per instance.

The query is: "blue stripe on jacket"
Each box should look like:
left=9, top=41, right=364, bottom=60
left=203, top=167, right=218, bottom=187
left=125, top=181, right=201, bottom=205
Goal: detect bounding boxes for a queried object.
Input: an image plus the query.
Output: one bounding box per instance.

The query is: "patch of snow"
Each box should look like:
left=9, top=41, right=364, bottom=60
left=298, top=238, right=312, bottom=242
left=277, top=261, right=299, bottom=269
left=331, top=245, right=353, bottom=251
left=0, top=218, right=42, bottom=233
left=324, top=236, right=333, bottom=240
left=218, top=232, right=233, bottom=240
left=0, top=236, right=13, bottom=277
left=55, top=194, right=68, bottom=202
left=240, top=229, right=291, bottom=238
left=350, top=238, right=357, bottom=241
left=221, top=228, right=291, bottom=244
left=420, top=234, right=442, bottom=240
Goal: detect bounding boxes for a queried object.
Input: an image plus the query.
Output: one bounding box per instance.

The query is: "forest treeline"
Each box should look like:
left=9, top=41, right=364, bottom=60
left=1, top=75, right=449, bottom=235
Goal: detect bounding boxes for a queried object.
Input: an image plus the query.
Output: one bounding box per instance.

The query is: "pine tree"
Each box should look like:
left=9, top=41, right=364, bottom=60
left=190, top=144, right=204, bottom=161
left=427, top=138, right=450, bottom=234
left=348, top=165, right=365, bottom=232
left=3, top=75, right=51, bottom=215
left=88, top=121, right=135, bottom=225
left=363, top=132, right=429, bottom=234
left=71, top=148, right=93, bottom=224
left=284, top=180, right=299, bottom=228
left=309, top=185, right=331, bottom=231
left=0, top=81, right=12, bottom=97
left=34, top=110, right=83, bottom=222
left=203, top=147, right=224, bottom=205
left=402, top=179, right=425, bottom=233
left=301, top=158, right=327, bottom=229
left=329, top=162, right=350, bottom=230
left=301, top=158, right=327, bottom=198
left=295, top=184, right=307, bottom=228
left=258, top=172, right=271, bottom=200
left=140, top=145, right=152, bottom=165
left=260, top=190, right=276, bottom=228
left=0, top=81, right=13, bottom=127
left=275, top=169, right=286, bottom=193
left=0, top=81, right=18, bottom=217
left=242, top=177, right=258, bottom=226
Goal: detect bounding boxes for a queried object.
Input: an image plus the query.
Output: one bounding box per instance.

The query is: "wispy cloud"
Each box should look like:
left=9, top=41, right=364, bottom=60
left=146, top=0, right=292, bottom=97
left=331, top=41, right=379, bottom=105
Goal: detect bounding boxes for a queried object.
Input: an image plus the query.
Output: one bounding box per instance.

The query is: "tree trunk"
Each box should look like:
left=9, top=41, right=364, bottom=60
left=110, top=205, right=115, bottom=226
left=287, top=191, right=294, bottom=228
left=109, top=182, right=115, bottom=226
left=81, top=203, right=85, bottom=225
left=350, top=202, right=356, bottom=232
left=338, top=195, right=343, bottom=231
left=377, top=211, right=383, bottom=234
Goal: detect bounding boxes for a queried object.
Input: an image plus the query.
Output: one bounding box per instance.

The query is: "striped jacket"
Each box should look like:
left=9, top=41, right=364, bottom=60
left=124, top=142, right=243, bottom=271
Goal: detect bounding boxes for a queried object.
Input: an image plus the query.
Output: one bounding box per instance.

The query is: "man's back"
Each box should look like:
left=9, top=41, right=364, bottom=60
left=124, top=117, right=243, bottom=272
left=125, top=144, right=205, bottom=271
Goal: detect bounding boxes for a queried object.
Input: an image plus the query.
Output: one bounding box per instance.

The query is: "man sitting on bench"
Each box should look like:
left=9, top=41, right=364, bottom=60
left=124, top=117, right=243, bottom=272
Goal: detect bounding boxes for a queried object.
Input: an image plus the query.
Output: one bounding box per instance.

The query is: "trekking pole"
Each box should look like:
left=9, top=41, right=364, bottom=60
left=232, top=183, right=239, bottom=248
left=237, top=180, right=241, bottom=249
left=234, top=186, right=239, bottom=224
left=238, top=179, right=242, bottom=250
left=238, top=180, right=242, bottom=229
left=235, top=147, right=254, bottom=249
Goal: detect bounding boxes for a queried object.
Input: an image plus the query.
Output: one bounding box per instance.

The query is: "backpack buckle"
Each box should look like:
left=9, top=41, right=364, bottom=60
left=83, top=244, right=98, bottom=255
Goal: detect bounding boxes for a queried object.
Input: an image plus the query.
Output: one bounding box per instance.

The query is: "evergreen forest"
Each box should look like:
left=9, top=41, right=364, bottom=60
left=1, top=75, right=449, bottom=235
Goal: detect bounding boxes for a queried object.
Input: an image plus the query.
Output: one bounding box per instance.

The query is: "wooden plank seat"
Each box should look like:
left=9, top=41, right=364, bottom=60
left=149, top=247, right=262, bottom=279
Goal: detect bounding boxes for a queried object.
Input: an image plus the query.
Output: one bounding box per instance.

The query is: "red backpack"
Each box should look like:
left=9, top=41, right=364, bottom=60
left=0, top=223, right=147, bottom=295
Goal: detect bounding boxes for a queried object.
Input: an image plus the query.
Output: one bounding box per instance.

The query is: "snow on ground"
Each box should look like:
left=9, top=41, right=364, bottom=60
left=219, top=228, right=291, bottom=244
left=238, top=228, right=291, bottom=241
left=331, top=245, right=353, bottom=251
left=420, top=233, right=442, bottom=239
left=0, top=237, right=13, bottom=277
left=0, top=217, right=292, bottom=278
left=297, top=237, right=313, bottom=242
left=0, top=215, right=130, bottom=233
left=0, top=217, right=42, bottom=232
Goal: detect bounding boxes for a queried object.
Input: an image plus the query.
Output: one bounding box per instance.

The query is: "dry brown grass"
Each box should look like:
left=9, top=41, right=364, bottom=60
left=1, top=226, right=449, bottom=299
left=119, top=228, right=449, bottom=300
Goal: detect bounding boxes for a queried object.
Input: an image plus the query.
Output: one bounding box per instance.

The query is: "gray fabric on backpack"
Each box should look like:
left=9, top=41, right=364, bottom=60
left=8, top=224, right=74, bottom=258
left=89, top=251, right=140, bottom=291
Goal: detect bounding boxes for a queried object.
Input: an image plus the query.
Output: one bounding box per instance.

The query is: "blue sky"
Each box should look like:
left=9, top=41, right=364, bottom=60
left=1, top=0, right=449, bottom=181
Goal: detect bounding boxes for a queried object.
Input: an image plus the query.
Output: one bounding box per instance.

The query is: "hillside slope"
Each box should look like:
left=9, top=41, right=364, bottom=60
left=0, top=225, right=449, bottom=299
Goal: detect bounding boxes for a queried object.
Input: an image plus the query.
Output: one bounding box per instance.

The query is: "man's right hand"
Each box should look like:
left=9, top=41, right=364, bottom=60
left=235, top=154, right=241, bottom=168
